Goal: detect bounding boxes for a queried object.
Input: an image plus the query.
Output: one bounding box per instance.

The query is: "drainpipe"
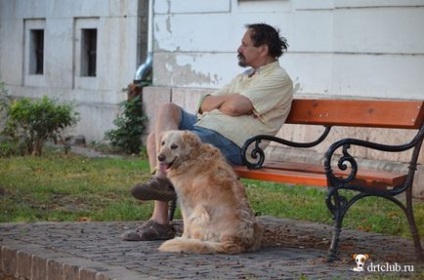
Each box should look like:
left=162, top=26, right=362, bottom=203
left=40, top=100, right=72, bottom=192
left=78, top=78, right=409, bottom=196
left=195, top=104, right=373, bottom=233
left=134, top=0, right=153, bottom=84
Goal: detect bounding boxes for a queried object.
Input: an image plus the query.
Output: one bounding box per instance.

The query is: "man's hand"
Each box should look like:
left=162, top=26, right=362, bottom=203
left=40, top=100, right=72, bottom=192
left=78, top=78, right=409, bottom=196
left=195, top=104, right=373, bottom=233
left=200, top=94, right=253, bottom=116
left=219, top=94, right=253, bottom=116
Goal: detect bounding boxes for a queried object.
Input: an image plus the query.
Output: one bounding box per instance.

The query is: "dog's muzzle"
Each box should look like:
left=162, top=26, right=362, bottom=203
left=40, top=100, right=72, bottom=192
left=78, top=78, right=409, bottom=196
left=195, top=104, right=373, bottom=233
left=157, top=154, right=176, bottom=172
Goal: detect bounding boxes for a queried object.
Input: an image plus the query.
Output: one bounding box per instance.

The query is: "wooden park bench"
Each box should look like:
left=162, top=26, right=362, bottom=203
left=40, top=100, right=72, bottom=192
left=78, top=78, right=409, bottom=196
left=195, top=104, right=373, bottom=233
left=233, top=98, right=424, bottom=262
left=168, top=98, right=423, bottom=262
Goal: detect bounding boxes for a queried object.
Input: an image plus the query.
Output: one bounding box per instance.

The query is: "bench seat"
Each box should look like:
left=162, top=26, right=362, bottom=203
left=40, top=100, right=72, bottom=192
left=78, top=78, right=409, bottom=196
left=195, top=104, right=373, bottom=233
left=233, top=161, right=407, bottom=189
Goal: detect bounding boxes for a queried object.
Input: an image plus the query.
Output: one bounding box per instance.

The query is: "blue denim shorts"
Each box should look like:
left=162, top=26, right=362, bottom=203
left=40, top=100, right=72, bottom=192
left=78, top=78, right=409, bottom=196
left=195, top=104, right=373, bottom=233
left=179, top=109, right=243, bottom=166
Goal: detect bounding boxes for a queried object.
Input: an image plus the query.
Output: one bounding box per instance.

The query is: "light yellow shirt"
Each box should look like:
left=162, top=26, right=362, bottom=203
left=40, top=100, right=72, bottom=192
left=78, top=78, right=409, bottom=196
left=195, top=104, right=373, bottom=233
left=195, top=61, right=293, bottom=148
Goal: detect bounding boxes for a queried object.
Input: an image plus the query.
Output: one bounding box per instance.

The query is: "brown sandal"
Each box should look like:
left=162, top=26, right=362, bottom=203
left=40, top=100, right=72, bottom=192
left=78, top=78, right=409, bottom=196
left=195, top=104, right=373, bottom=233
left=121, top=220, right=175, bottom=241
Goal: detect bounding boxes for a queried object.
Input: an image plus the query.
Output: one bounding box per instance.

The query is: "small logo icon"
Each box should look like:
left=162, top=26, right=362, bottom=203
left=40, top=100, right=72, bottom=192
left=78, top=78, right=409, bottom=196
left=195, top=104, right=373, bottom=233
left=351, top=254, right=370, bottom=272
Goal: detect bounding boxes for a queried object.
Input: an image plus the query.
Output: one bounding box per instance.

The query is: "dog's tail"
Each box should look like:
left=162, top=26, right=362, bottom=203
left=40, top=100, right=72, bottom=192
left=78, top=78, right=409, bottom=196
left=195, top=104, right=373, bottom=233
left=248, top=221, right=263, bottom=252
left=159, top=237, right=248, bottom=254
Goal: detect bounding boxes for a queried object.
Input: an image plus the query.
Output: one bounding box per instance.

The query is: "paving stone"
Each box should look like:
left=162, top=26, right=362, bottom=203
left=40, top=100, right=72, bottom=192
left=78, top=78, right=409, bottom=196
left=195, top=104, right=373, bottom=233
left=16, top=251, right=31, bottom=279
left=1, top=247, right=16, bottom=276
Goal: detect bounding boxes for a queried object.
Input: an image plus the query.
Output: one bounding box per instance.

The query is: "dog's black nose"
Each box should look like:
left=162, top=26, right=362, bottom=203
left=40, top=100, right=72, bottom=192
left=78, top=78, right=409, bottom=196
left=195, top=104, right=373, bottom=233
left=158, top=154, right=165, bottom=162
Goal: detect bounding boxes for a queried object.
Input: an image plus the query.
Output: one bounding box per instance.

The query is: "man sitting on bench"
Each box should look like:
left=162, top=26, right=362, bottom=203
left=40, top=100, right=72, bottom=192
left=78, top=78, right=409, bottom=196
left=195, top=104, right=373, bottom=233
left=121, top=23, right=293, bottom=241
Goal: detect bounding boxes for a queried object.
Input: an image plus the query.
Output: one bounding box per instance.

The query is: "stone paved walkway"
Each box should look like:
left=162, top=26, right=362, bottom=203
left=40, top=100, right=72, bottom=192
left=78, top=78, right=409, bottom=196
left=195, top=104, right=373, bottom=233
left=1, top=216, right=422, bottom=279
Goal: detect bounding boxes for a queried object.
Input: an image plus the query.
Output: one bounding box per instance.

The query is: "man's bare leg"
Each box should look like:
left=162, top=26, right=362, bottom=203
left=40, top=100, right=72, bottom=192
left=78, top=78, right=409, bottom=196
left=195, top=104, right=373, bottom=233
left=121, top=103, right=183, bottom=241
left=146, top=104, right=182, bottom=223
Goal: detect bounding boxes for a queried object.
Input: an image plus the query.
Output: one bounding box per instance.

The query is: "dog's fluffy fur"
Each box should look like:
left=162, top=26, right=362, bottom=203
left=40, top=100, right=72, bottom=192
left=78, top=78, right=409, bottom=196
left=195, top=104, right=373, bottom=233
left=157, top=130, right=263, bottom=254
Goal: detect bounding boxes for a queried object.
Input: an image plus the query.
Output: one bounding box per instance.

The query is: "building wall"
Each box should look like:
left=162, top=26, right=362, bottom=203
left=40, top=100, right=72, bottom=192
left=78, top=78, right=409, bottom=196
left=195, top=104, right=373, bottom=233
left=151, top=0, right=424, bottom=98
left=0, top=0, right=148, bottom=141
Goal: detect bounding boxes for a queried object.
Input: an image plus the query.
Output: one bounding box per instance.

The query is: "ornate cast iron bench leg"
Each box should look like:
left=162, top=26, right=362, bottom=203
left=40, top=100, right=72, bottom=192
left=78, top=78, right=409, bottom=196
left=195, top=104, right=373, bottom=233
left=326, top=184, right=424, bottom=262
left=326, top=188, right=348, bottom=262
left=405, top=186, right=424, bottom=262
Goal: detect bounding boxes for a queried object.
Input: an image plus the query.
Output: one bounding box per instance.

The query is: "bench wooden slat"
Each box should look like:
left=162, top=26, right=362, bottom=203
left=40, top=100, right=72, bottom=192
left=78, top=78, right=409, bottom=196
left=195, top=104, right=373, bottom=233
left=286, top=99, right=424, bottom=129
left=234, top=161, right=406, bottom=189
left=263, top=161, right=406, bottom=186
left=234, top=166, right=329, bottom=187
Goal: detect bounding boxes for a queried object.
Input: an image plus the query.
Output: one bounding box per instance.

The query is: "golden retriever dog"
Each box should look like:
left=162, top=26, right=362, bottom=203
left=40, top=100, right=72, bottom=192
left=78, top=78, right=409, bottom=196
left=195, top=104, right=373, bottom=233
left=157, top=130, right=263, bottom=254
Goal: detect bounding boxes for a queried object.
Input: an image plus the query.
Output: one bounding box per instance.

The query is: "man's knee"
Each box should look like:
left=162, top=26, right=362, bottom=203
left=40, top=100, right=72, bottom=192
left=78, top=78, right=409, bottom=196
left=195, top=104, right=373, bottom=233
left=156, top=103, right=182, bottom=127
left=158, top=103, right=181, bottom=116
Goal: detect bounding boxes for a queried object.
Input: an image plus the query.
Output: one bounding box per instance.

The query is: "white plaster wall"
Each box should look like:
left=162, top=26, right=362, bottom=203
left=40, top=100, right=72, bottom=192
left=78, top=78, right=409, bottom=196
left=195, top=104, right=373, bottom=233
left=0, top=0, right=146, bottom=141
left=151, top=0, right=424, bottom=100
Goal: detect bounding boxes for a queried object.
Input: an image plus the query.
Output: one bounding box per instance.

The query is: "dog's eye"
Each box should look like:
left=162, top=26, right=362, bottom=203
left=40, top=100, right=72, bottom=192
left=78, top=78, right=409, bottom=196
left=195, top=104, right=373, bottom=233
left=171, top=144, right=178, bottom=150
left=161, top=141, right=165, bottom=146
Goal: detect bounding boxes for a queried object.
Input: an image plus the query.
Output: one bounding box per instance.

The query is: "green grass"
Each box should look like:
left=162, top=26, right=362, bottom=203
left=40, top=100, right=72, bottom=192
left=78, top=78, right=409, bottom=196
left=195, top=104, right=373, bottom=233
left=245, top=180, right=424, bottom=238
left=0, top=150, right=155, bottom=222
left=1, top=149, right=423, bottom=240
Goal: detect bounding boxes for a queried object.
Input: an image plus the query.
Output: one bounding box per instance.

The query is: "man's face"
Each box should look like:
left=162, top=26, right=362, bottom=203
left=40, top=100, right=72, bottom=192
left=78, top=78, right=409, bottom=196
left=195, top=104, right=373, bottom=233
left=237, top=29, right=263, bottom=68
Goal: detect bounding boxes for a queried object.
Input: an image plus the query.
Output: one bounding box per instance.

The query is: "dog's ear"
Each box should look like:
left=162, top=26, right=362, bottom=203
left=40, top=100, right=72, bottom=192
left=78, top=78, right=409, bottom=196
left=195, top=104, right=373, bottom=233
left=364, top=254, right=370, bottom=260
left=202, top=143, right=221, bottom=158
left=182, top=131, right=201, bottom=147
left=352, top=254, right=358, bottom=259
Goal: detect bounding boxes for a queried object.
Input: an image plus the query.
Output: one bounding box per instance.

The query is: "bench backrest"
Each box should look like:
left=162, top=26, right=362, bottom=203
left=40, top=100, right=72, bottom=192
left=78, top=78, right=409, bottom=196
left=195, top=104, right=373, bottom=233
left=286, top=99, right=424, bottom=129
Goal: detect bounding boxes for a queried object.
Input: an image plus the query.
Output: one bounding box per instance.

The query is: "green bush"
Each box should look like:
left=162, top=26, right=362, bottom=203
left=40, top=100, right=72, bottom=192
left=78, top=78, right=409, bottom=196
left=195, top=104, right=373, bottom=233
left=0, top=81, right=11, bottom=131
left=0, top=142, right=18, bottom=157
left=5, top=95, right=80, bottom=156
left=105, top=94, right=146, bottom=154
left=0, top=82, right=11, bottom=114
left=0, top=82, right=15, bottom=156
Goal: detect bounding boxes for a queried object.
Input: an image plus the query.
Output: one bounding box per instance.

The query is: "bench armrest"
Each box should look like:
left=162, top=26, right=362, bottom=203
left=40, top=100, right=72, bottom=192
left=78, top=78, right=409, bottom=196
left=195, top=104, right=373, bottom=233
left=324, top=128, right=424, bottom=194
left=241, top=126, right=331, bottom=169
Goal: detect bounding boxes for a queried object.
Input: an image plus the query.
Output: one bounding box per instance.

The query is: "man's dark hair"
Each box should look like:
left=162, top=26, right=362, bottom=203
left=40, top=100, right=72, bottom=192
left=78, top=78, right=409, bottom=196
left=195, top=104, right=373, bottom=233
left=246, top=23, right=288, bottom=58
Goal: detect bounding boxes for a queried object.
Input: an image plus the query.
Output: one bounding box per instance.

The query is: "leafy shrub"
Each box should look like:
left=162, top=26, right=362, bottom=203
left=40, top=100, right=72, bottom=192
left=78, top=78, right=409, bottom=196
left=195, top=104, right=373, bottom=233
left=105, top=93, right=146, bottom=154
left=0, top=142, right=17, bottom=157
left=0, top=82, right=16, bottom=157
left=5, top=95, right=80, bottom=156
left=0, top=81, right=11, bottom=132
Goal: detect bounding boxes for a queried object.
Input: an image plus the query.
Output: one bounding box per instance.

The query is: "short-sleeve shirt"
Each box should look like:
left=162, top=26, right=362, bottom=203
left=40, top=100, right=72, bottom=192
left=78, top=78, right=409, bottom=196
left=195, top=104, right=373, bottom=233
left=194, top=60, right=293, bottom=148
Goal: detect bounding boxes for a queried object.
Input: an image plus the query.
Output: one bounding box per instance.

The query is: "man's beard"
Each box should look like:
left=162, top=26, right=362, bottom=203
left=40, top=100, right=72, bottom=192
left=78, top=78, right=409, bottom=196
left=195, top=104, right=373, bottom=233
left=238, top=53, right=247, bottom=67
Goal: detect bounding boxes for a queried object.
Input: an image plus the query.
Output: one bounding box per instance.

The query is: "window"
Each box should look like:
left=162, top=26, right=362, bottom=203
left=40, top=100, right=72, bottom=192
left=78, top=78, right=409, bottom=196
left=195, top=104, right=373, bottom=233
left=24, top=19, right=46, bottom=86
left=30, top=29, right=44, bottom=74
left=80, top=28, right=97, bottom=77
left=74, top=18, right=99, bottom=89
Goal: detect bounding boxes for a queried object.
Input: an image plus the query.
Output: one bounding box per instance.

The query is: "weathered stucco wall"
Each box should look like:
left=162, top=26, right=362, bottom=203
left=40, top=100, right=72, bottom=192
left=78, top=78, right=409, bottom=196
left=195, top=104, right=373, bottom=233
left=151, top=0, right=424, bottom=99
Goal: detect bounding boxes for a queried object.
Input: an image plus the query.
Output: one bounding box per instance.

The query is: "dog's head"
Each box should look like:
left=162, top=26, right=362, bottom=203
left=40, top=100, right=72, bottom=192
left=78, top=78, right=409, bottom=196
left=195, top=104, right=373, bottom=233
left=157, top=130, right=202, bottom=172
left=352, top=254, right=369, bottom=271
